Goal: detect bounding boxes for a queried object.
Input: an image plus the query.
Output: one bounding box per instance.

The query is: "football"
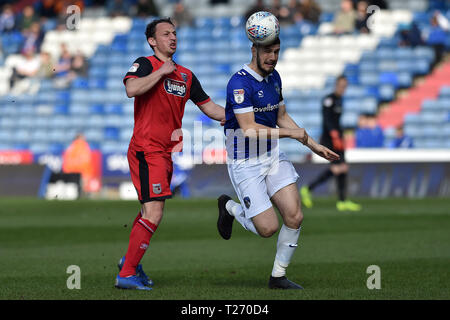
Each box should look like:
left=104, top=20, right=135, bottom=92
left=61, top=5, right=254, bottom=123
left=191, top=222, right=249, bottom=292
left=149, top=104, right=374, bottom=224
left=245, top=11, right=280, bottom=45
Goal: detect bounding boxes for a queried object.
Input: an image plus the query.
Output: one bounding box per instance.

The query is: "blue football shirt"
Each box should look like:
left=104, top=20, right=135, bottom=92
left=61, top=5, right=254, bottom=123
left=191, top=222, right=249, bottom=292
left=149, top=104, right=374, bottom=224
left=224, top=64, right=284, bottom=160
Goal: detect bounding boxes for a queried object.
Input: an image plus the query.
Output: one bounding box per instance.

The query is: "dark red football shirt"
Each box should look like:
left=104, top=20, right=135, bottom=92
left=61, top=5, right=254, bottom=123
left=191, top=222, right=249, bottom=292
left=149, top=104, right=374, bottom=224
left=123, top=55, right=211, bottom=152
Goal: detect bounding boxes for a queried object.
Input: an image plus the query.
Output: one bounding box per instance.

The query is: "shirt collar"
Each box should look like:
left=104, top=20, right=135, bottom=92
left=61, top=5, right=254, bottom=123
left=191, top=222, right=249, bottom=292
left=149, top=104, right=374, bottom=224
left=243, top=64, right=271, bottom=83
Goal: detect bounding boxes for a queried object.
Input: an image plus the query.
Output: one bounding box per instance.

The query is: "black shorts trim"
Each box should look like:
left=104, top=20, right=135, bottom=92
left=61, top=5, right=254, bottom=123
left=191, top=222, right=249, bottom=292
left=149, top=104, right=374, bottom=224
left=136, top=151, right=150, bottom=203
left=139, top=195, right=172, bottom=204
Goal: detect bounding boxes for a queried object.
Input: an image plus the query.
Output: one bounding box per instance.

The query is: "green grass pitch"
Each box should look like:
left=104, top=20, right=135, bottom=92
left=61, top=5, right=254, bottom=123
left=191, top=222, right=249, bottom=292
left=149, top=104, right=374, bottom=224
left=0, top=197, right=449, bottom=300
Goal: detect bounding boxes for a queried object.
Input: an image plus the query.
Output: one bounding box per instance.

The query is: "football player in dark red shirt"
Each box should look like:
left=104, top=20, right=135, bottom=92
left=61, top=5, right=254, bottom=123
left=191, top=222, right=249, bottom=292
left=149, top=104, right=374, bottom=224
left=115, top=18, right=225, bottom=290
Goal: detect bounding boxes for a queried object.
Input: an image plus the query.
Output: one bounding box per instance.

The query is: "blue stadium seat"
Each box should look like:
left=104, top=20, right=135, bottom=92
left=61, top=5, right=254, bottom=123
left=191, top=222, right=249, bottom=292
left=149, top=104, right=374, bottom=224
left=104, top=104, right=123, bottom=115
left=378, top=84, right=395, bottom=101
left=414, top=46, right=435, bottom=62
left=104, top=127, right=120, bottom=140
left=90, top=104, right=105, bottom=114
left=439, top=86, right=450, bottom=98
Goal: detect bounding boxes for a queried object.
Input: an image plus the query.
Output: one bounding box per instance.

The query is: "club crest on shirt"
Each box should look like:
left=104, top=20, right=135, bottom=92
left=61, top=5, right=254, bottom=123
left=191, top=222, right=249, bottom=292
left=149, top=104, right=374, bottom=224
left=128, top=63, right=139, bottom=73
left=180, top=72, right=188, bottom=82
left=243, top=196, right=251, bottom=209
left=274, top=83, right=280, bottom=96
left=164, top=79, right=187, bottom=97
left=233, top=89, right=245, bottom=104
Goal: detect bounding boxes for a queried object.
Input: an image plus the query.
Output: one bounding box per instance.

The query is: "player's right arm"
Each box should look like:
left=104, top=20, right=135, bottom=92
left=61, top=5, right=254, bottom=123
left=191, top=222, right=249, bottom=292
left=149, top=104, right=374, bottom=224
left=123, top=57, right=176, bottom=98
left=235, top=111, right=308, bottom=143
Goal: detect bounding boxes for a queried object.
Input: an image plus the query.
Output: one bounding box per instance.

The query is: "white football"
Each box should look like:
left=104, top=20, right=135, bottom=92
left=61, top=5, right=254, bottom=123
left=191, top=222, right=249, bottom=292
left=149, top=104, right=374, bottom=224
left=245, top=11, right=280, bottom=45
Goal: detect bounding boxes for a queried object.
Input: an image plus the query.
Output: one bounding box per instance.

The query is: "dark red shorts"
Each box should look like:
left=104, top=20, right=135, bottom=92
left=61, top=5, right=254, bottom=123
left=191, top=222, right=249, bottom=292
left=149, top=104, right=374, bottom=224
left=127, top=146, right=173, bottom=203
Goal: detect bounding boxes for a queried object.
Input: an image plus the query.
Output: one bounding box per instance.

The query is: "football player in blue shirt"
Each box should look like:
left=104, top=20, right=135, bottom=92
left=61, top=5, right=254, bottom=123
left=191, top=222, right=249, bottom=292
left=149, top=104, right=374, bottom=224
left=217, top=37, right=339, bottom=289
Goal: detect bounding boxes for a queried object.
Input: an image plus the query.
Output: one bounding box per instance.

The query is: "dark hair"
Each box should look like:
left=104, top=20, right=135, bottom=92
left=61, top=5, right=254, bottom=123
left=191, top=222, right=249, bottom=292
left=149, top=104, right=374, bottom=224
left=145, top=17, right=174, bottom=43
left=252, top=37, right=281, bottom=49
left=336, top=74, right=347, bottom=82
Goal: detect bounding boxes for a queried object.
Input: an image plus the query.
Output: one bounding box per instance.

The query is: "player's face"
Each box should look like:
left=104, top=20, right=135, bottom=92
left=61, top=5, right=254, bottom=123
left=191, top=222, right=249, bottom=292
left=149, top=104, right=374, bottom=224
left=149, top=22, right=177, bottom=57
left=335, top=78, right=348, bottom=96
left=256, top=43, right=280, bottom=76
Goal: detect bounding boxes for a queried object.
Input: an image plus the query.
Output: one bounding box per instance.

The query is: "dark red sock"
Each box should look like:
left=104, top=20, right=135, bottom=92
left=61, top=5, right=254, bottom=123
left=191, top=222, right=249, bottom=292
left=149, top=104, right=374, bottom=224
left=119, top=218, right=157, bottom=277
left=132, top=211, right=142, bottom=227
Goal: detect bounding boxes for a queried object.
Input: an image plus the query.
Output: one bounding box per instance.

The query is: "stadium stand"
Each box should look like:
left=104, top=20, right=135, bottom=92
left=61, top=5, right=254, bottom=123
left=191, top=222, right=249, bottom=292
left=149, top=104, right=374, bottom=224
left=0, top=0, right=449, bottom=163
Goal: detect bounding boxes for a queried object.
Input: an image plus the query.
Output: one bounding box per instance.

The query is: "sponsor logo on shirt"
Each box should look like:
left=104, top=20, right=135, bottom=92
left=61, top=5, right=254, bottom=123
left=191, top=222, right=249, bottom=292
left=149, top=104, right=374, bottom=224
left=253, top=103, right=279, bottom=113
left=164, top=79, right=187, bottom=97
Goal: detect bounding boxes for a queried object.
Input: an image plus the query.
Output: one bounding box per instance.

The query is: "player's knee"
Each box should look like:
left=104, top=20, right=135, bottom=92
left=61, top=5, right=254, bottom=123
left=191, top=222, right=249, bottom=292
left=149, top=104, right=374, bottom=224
left=258, top=223, right=279, bottom=238
left=285, top=209, right=303, bottom=229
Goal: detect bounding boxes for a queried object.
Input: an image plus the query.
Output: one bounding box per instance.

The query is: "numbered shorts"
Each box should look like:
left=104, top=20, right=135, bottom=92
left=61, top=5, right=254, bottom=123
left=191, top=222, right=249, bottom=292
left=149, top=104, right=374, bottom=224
left=127, top=147, right=173, bottom=203
left=227, top=152, right=299, bottom=219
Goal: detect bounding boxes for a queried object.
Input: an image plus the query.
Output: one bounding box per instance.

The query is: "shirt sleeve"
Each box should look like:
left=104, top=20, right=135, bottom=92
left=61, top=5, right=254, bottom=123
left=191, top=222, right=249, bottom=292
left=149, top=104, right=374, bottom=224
left=123, top=57, right=153, bottom=85
left=274, top=71, right=284, bottom=106
left=278, top=81, right=284, bottom=106
left=189, top=72, right=211, bottom=106
left=227, top=77, right=254, bottom=115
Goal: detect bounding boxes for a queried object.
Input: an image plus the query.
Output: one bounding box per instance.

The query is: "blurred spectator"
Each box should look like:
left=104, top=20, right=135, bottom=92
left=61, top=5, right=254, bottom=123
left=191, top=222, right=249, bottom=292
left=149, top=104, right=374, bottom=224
left=69, top=50, right=88, bottom=78
left=18, top=5, right=38, bottom=32
left=355, top=113, right=384, bottom=148
left=389, top=125, right=413, bottom=148
left=355, top=0, right=370, bottom=33
left=9, top=47, right=41, bottom=91
left=106, top=0, right=130, bottom=17
left=399, top=22, right=424, bottom=47
left=172, top=1, right=193, bottom=27
left=0, top=4, right=15, bottom=33
left=333, top=0, right=356, bottom=35
left=297, top=0, right=321, bottom=24
left=54, top=43, right=72, bottom=77
left=37, top=51, right=55, bottom=79
left=53, top=43, right=73, bottom=88
left=91, top=0, right=107, bottom=6
left=244, top=0, right=267, bottom=21
left=210, top=0, right=229, bottom=4
left=62, top=133, right=94, bottom=193
left=21, top=22, right=44, bottom=53
left=368, top=0, right=387, bottom=10
left=133, top=0, right=159, bottom=17
left=352, top=0, right=387, bottom=9
left=278, top=0, right=298, bottom=25
left=39, top=0, right=58, bottom=19
left=268, top=0, right=282, bottom=21
left=425, top=11, right=449, bottom=65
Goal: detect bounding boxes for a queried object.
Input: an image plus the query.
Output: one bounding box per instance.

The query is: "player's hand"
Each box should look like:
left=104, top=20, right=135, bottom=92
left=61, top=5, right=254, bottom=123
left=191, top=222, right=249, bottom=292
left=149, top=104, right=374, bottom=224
left=220, top=118, right=226, bottom=126
left=159, top=59, right=177, bottom=75
left=310, top=144, right=340, bottom=162
left=330, top=129, right=344, bottom=151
